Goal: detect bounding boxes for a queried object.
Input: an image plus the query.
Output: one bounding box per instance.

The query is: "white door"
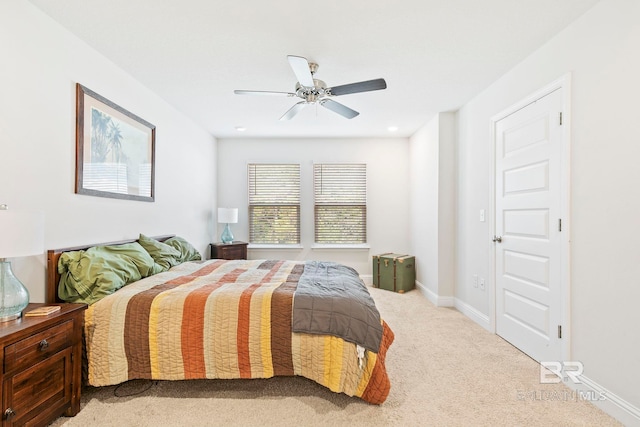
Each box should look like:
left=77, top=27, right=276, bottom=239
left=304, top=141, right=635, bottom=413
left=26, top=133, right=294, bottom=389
left=495, top=88, right=564, bottom=362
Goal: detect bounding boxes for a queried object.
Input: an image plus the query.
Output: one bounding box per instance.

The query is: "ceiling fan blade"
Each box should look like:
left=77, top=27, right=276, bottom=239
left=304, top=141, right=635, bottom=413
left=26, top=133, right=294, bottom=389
left=328, top=78, right=387, bottom=96
left=287, top=55, right=315, bottom=88
left=279, top=101, right=307, bottom=121
left=320, top=99, right=359, bottom=119
left=234, top=90, right=295, bottom=97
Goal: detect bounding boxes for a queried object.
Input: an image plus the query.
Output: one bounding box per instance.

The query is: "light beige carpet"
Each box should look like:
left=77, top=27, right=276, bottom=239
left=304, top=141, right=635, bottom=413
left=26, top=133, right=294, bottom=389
left=50, top=288, right=621, bottom=427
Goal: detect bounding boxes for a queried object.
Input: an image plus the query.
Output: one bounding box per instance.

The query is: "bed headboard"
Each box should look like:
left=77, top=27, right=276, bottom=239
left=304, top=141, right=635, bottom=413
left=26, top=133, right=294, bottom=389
left=46, top=235, right=175, bottom=304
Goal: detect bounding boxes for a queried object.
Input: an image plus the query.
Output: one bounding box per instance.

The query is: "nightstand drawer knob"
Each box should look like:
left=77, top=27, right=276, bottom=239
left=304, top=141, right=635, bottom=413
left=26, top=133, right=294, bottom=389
left=4, top=408, right=16, bottom=420
left=39, top=339, right=49, bottom=350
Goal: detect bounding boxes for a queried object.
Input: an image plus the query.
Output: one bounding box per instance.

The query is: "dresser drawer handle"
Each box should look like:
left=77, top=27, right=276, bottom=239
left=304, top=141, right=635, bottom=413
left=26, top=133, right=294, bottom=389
left=4, top=408, right=16, bottom=420
left=39, top=339, right=49, bottom=351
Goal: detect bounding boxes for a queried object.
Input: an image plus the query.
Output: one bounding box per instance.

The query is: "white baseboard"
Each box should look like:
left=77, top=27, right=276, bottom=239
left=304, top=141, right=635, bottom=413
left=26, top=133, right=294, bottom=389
left=360, top=274, right=373, bottom=286
left=454, top=298, right=491, bottom=332
left=564, top=374, right=640, bottom=426
left=415, top=281, right=455, bottom=307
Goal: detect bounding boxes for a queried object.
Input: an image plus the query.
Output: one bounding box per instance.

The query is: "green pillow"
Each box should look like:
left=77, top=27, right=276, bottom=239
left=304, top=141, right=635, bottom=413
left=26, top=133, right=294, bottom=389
left=164, top=236, right=202, bottom=262
left=57, top=242, right=155, bottom=305
left=138, top=234, right=182, bottom=272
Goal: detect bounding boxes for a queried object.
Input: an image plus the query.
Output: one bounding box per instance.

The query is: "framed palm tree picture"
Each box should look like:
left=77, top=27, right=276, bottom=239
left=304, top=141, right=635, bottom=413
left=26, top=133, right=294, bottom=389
left=75, top=83, right=155, bottom=202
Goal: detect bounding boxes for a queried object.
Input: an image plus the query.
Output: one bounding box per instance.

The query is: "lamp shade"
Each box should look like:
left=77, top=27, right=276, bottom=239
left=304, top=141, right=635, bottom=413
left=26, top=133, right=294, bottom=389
left=0, top=208, right=44, bottom=258
left=217, top=208, right=238, bottom=224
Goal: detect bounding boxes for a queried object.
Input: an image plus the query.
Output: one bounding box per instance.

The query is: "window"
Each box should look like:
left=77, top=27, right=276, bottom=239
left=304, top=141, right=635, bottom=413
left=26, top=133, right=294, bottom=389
left=248, top=164, right=300, bottom=244
left=314, top=163, right=367, bottom=244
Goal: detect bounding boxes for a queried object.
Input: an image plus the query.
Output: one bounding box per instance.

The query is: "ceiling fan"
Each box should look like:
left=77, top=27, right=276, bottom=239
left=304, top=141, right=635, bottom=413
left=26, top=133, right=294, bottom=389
left=234, top=55, right=387, bottom=121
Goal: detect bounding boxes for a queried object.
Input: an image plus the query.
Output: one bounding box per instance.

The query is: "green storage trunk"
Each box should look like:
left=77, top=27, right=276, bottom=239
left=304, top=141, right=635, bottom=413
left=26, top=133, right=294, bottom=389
left=373, top=253, right=415, bottom=293
left=372, top=253, right=392, bottom=287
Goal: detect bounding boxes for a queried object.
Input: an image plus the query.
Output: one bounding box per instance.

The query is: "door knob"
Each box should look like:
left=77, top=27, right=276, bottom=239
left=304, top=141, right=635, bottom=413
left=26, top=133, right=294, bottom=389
left=492, top=236, right=502, bottom=243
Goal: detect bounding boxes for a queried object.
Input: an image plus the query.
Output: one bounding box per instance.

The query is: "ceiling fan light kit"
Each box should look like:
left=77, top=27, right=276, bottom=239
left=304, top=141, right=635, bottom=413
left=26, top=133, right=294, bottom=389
left=234, top=55, right=387, bottom=121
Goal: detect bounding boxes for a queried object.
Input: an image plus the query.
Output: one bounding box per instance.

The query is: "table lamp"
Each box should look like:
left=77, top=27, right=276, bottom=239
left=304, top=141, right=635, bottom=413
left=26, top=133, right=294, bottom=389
left=218, top=208, right=238, bottom=244
left=0, top=205, right=44, bottom=321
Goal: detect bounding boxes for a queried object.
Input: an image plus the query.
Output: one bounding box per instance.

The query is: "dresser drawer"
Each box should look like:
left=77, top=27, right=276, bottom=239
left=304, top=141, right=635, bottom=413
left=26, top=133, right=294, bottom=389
left=4, top=320, right=73, bottom=373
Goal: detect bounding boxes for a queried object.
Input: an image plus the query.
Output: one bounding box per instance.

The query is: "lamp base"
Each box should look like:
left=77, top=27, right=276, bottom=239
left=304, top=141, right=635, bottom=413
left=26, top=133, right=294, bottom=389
left=220, top=223, right=234, bottom=244
left=0, top=260, right=30, bottom=322
left=0, top=312, right=22, bottom=322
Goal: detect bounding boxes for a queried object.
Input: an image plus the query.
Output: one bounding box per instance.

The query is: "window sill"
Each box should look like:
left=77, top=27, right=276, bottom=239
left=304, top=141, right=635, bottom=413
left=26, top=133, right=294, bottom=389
left=248, top=244, right=304, bottom=250
left=311, top=244, right=371, bottom=250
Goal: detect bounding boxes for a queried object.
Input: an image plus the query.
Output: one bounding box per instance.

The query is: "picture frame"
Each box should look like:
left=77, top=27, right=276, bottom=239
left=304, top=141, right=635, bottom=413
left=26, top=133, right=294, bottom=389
left=75, top=83, right=155, bottom=202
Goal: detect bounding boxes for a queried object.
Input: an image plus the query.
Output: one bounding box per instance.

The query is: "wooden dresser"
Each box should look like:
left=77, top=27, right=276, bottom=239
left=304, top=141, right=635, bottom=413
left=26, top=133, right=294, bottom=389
left=0, top=303, right=86, bottom=426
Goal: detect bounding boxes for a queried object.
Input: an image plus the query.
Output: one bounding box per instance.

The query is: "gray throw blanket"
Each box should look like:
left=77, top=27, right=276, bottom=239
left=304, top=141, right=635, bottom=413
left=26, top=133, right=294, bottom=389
left=292, top=261, right=383, bottom=352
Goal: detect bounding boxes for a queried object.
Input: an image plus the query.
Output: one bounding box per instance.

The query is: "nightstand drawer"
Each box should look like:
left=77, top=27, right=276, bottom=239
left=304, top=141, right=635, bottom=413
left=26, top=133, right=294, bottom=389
left=3, top=348, right=72, bottom=426
left=222, top=245, right=245, bottom=259
left=210, top=241, right=248, bottom=260
left=4, top=320, right=73, bottom=373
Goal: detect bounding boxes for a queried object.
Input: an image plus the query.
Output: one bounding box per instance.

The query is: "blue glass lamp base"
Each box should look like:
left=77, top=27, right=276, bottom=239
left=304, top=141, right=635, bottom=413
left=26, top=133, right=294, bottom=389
left=220, top=223, right=234, bottom=244
left=0, top=260, right=29, bottom=322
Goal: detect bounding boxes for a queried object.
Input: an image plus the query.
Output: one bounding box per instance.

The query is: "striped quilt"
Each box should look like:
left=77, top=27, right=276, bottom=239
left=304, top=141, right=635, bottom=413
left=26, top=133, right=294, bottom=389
left=84, top=259, right=394, bottom=404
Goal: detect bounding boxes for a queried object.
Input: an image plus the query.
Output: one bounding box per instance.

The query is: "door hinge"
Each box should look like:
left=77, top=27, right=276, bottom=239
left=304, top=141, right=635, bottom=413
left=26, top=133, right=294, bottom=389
left=558, top=325, right=562, bottom=339
left=559, top=112, right=563, bottom=125
left=558, top=218, right=562, bottom=232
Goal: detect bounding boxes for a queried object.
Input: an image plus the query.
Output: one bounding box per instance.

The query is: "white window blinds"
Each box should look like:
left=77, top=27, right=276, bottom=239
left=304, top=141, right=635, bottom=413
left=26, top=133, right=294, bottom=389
left=314, top=163, right=367, bottom=244
left=248, top=163, right=300, bottom=244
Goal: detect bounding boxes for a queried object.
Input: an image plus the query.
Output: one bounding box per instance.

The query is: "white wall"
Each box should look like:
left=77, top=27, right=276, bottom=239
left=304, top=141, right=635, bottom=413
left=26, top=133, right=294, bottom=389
left=216, top=138, right=410, bottom=275
left=456, top=0, right=640, bottom=419
left=438, top=113, right=456, bottom=299
left=409, top=117, right=440, bottom=294
left=409, top=113, right=456, bottom=303
left=0, top=1, right=216, bottom=302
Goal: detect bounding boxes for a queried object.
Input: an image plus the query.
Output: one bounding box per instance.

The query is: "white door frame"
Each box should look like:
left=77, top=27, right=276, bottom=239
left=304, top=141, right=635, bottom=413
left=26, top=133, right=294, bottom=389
left=489, top=73, right=572, bottom=361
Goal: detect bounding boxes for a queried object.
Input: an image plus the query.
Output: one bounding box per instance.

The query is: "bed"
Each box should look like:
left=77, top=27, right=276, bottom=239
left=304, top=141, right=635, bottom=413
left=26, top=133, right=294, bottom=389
left=46, top=235, right=394, bottom=404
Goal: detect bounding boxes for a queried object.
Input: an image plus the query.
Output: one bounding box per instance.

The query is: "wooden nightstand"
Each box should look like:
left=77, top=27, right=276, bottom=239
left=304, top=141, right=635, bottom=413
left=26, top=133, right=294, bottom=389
left=210, top=241, right=248, bottom=260
left=0, top=303, right=86, bottom=426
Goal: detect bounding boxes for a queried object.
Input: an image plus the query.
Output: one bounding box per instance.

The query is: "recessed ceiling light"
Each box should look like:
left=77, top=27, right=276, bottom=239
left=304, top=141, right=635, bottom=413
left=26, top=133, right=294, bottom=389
left=235, top=126, right=246, bottom=132
left=387, top=126, right=398, bottom=132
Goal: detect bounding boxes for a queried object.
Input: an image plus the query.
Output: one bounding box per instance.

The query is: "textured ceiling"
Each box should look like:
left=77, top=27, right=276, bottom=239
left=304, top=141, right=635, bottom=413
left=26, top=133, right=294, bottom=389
left=29, top=0, right=599, bottom=138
